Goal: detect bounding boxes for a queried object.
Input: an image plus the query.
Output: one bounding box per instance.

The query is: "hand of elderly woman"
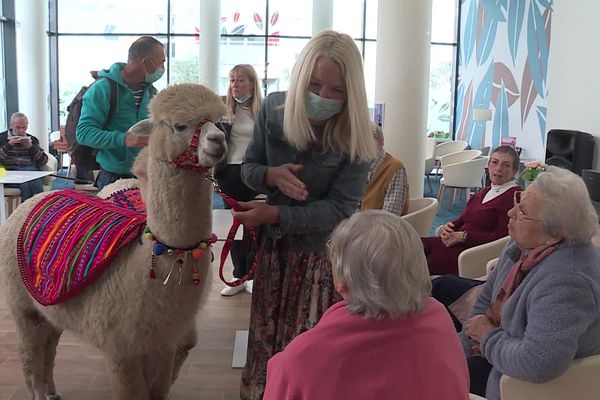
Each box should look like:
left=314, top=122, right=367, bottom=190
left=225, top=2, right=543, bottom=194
left=465, top=314, right=496, bottom=344
left=439, top=222, right=455, bottom=239
left=442, top=231, right=466, bottom=247
left=265, top=163, right=309, bottom=201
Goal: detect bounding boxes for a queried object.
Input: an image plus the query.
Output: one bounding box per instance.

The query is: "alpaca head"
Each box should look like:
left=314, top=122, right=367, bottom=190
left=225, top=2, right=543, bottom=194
left=147, top=83, right=228, bottom=170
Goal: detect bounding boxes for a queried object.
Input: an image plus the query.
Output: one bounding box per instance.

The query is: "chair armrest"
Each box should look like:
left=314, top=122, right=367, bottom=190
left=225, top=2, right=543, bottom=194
left=458, top=236, right=509, bottom=278
left=500, top=354, right=600, bottom=400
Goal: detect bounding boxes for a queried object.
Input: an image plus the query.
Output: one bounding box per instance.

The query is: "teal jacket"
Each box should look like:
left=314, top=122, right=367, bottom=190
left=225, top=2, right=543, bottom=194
left=76, top=62, right=157, bottom=175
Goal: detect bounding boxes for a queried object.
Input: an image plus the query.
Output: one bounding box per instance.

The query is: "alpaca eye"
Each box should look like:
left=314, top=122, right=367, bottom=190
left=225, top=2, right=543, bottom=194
left=173, top=124, right=187, bottom=133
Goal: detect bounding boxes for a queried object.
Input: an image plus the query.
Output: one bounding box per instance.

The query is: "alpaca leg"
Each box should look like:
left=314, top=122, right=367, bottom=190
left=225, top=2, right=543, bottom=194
left=143, top=351, right=176, bottom=400
left=43, top=325, right=63, bottom=400
left=171, top=325, right=197, bottom=384
left=14, top=309, right=59, bottom=400
left=105, top=356, right=151, bottom=400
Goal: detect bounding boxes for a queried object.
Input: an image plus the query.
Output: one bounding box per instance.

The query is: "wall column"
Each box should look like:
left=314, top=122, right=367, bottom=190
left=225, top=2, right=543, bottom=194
left=16, top=0, right=49, bottom=150
left=199, top=0, right=221, bottom=91
left=375, top=0, right=432, bottom=197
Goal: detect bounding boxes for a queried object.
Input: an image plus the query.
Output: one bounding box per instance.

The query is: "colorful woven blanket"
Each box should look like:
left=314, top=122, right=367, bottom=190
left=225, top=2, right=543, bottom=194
left=17, top=189, right=147, bottom=305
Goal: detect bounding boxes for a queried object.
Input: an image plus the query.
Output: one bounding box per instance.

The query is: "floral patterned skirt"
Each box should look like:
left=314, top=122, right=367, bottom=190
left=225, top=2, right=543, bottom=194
left=240, top=235, right=340, bottom=399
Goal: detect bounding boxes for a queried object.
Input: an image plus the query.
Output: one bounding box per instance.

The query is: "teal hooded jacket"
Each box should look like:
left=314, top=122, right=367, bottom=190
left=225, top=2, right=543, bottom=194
left=76, top=62, right=157, bottom=175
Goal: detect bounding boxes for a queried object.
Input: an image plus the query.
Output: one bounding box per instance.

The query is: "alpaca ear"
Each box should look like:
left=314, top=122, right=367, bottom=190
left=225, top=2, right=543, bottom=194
left=132, top=148, right=149, bottom=180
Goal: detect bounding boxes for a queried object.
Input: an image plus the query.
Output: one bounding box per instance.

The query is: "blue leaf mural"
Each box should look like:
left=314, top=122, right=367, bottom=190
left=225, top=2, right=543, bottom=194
left=476, top=0, right=501, bottom=65
left=526, top=1, right=549, bottom=98
left=462, top=0, right=477, bottom=66
left=507, top=0, right=526, bottom=64
left=536, top=106, right=547, bottom=145
left=469, top=62, right=495, bottom=147
left=455, top=82, right=465, bottom=134
left=492, top=83, right=509, bottom=148
left=537, top=0, right=553, bottom=10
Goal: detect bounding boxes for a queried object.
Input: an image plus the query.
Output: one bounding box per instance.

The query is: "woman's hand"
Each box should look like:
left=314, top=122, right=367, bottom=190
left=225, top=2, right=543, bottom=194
left=465, top=314, right=496, bottom=343
left=265, top=164, right=309, bottom=201
left=232, top=201, right=280, bottom=229
left=441, top=231, right=465, bottom=247
left=439, top=221, right=455, bottom=239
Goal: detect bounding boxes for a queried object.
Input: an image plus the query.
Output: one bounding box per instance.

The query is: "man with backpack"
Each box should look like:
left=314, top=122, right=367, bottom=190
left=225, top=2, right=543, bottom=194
left=76, top=36, right=165, bottom=190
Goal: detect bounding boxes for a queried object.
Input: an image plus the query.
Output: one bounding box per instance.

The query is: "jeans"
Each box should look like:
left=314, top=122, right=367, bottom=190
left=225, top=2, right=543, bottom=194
left=96, top=169, right=134, bottom=191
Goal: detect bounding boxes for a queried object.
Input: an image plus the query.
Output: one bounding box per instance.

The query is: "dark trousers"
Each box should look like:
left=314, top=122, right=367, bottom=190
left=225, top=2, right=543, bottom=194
left=214, top=164, right=258, bottom=278
left=468, top=355, right=493, bottom=396
left=96, top=169, right=135, bottom=191
left=431, top=274, right=484, bottom=331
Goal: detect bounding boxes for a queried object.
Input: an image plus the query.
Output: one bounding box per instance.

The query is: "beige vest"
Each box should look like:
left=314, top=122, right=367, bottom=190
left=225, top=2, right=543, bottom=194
left=361, top=153, right=409, bottom=215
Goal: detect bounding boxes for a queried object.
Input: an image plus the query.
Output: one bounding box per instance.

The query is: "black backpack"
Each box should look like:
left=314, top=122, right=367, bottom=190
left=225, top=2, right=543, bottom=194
left=64, top=77, right=118, bottom=170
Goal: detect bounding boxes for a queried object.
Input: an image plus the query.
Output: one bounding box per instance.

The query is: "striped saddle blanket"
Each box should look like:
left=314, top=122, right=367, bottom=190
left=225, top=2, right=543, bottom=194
left=17, top=189, right=146, bottom=305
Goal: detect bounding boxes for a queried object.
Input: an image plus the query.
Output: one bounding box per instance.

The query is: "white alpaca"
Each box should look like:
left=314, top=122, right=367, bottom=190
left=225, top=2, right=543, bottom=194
left=0, top=83, right=227, bottom=400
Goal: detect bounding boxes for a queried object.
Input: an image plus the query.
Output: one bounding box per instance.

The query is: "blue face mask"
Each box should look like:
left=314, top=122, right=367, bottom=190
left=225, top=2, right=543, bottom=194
left=305, top=91, right=344, bottom=121
left=234, top=92, right=253, bottom=104
left=145, top=59, right=165, bottom=83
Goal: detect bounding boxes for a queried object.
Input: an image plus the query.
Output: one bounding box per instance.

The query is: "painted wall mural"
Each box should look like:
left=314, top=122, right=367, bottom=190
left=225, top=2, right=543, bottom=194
left=456, top=0, right=553, bottom=160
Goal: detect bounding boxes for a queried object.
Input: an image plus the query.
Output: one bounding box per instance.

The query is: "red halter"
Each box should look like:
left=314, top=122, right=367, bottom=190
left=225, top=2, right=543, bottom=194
left=170, top=118, right=213, bottom=173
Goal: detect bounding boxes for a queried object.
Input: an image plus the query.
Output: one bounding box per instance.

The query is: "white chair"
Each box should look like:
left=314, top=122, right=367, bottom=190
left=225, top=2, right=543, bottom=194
left=424, top=137, right=437, bottom=193
left=401, top=197, right=439, bottom=237
left=458, top=236, right=510, bottom=278
left=438, top=149, right=482, bottom=171
left=499, top=354, right=600, bottom=400
left=438, top=157, right=488, bottom=209
left=434, top=140, right=469, bottom=165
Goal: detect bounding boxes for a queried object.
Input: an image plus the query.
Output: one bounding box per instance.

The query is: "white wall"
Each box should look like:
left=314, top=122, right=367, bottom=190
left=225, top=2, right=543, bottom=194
left=547, top=1, right=600, bottom=169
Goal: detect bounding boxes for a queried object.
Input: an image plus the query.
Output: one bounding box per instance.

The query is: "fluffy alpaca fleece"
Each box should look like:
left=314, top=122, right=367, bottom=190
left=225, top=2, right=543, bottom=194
left=0, top=83, right=227, bottom=400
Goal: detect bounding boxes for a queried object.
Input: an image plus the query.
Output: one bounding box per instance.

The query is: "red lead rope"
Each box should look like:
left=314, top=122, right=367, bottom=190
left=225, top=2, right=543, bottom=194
left=206, top=175, right=260, bottom=287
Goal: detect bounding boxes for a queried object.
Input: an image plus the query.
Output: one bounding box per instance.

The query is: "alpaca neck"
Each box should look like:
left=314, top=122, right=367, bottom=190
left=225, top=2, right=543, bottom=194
left=144, top=160, right=213, bottom=249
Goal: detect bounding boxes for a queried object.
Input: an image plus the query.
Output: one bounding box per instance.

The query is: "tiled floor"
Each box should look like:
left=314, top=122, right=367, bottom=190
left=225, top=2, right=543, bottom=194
left=0, top=240, right=251, bottom=400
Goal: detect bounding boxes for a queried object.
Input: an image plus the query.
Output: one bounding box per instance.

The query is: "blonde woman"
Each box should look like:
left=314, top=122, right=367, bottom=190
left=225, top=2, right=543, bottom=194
left=215, top=64, right=263, bottom=296
left=234, top=30, right=378, bottom=399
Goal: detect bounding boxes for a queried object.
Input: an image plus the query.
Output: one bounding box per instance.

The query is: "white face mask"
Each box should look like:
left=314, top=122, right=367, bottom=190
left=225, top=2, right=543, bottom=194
left=234, top=92, right=253, bottom=104
left=305, top=91, right=344, bottom=121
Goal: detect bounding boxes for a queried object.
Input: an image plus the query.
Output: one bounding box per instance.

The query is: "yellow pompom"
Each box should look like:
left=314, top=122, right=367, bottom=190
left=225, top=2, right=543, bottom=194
left=145, top=232, right=153, bottom=240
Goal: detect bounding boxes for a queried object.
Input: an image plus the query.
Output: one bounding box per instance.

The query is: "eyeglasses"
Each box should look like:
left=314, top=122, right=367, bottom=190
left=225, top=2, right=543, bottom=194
left=513, top=191, right=541, bottom=221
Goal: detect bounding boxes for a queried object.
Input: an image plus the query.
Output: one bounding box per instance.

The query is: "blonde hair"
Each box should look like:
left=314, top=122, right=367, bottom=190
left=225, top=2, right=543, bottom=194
left=328, top=210, right=432, bottom=319
left=223, top=64, right=263, bottom=123
left=283, top=30, right=377, bottom=163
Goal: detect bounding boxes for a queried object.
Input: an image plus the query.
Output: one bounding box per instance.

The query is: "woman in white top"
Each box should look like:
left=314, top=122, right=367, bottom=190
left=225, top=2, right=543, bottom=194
left=216, top=64, right=264, bottom=296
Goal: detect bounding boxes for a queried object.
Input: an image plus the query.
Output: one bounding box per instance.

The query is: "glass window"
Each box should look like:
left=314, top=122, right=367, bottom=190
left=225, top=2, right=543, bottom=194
left=431, top=0, right=457, bottom=43
left=56, top=35, right=168, bottom=123
left=264, top=37, right=309, bottom=93
left=171, top=0, right=201, bottom=34
left=268, top=0, right=312, bottom=37
left=220, top=0, right=267, bottom=36
left=57, top=0, right=168, bottom=34
left=333, top=0, right=364, bottom=38
left=427, top=44, right=455, bottom=134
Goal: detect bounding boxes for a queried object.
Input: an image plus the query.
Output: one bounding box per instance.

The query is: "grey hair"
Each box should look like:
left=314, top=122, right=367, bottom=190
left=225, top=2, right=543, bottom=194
left=128, top=36, right=164, bottom=62
left=529, top=165, right=599, bottom=244
left=328, top=210, right=431, bottom=319
left=10, top=112, right=28, bottom=124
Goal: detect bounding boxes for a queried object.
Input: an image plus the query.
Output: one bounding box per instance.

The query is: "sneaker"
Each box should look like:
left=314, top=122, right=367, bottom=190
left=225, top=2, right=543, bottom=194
left=244, top=280, right=253, bottom=294
left=220, top=280, right=246, bottom=296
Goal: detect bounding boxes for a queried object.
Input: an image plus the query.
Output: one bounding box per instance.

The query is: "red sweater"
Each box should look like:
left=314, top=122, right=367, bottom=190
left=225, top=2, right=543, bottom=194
left=264, top=298, right=469, bottom=400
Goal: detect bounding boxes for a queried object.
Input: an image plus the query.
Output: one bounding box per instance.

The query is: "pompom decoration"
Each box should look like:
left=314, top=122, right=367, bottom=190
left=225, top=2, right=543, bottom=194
left=0, top=166, right=6, bottom=177
left=144, top=226, right=215, bottom=285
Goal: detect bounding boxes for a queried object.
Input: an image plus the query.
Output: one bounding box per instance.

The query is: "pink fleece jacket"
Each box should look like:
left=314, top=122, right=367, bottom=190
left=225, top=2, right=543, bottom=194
left=264, top=298, right=469, bottom=400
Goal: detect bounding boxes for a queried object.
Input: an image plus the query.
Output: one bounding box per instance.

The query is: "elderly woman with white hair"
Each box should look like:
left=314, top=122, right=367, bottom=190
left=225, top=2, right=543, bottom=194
left=263, top=210, right=469, bottom=400
left=434, top=166, right=600, bottom=400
